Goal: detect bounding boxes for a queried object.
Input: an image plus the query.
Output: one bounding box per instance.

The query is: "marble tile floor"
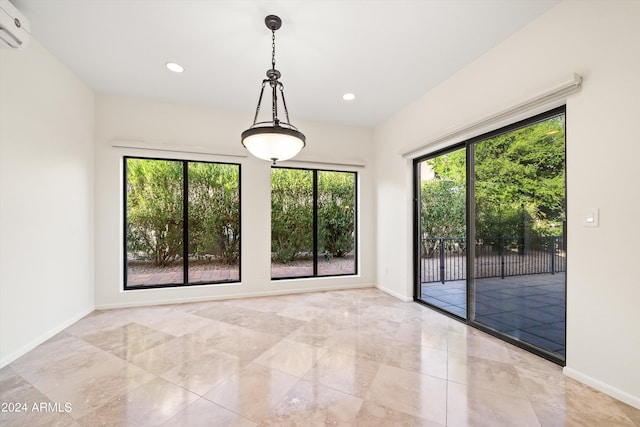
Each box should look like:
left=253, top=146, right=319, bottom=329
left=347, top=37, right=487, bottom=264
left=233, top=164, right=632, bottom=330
left=1, top=288, right=638, bottom=426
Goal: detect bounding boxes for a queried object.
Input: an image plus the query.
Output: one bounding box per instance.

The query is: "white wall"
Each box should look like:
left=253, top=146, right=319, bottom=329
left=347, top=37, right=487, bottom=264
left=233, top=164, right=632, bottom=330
left=0, top=40, right=95, bottom=367
left=94, top=94, right=375, bottom=308
left=374, top=0, right=640, bottom=408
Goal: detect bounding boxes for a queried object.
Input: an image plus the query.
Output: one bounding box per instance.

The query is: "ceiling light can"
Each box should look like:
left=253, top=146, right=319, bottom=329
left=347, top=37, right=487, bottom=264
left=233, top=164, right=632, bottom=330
left=165, top=62, right=184, bottom=73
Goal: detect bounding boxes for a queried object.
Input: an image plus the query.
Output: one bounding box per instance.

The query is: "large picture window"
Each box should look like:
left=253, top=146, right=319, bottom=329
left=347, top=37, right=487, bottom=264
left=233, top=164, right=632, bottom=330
left=271, top=167, right=357, bottom=279
left=124, top=157, right=240, bottom=289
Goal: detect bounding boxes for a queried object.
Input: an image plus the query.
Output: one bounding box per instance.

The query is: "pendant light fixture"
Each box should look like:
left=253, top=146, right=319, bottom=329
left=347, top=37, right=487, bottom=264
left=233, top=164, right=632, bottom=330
left=241, top=15, right=306, bottom=164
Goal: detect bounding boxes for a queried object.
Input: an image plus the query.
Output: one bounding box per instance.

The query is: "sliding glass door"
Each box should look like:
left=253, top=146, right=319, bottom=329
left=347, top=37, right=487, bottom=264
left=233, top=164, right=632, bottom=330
left=415, top=106, right=566, bottom=363
left=469, top=108, right=566, bottom=361
left=415, top=147, right=467, bottom=318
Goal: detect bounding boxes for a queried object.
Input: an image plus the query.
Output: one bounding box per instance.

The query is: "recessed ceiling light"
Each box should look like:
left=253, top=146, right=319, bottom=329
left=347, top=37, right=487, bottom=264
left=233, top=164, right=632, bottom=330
left=165, top=62, right=184, bottom=73
left=343, top=93, right=356, bottom=101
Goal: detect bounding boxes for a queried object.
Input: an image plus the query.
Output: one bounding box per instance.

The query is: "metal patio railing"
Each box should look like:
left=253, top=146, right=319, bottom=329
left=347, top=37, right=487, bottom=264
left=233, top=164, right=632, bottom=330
left=420, top=236, right=565, bottom=283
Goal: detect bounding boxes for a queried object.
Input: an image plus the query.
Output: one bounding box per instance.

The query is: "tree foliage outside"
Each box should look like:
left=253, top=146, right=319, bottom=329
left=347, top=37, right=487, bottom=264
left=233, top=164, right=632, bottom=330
left=271, top=168, right=313, bottom=263
left=127, top=159, right=184, bottom=267
left=126, top=161, right=356, bottom=267
left=419, top=173, right=466, bottom=257
left=420, top=114, right=565, bottom=248
left=126, top=159, right=239, bottom=267
left=318, top=171, right=356, bottom=259
left=188, top=162, right=240, bottom=264
left=420, top=163, right=466, bottom=240
left=271, top=168, right=356, bottom=263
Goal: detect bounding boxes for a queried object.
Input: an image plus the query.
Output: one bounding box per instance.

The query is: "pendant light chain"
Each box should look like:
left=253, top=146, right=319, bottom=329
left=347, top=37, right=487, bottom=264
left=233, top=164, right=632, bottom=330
left=271, top=27, right=291, bottom=124
left=270, top=28, right=278, bottom=124
left=271, top=29, right=276, bottom=71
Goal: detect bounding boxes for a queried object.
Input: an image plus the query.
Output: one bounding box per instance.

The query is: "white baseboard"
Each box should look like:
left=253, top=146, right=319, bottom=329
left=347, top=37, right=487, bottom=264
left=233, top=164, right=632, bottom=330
left=0, top=306, right=95, bottom=369
left=376, top=285, right=413, bottom=302
left=95, top=283, right=377, bottom=310
left=563, top=367, right=640, bottom=410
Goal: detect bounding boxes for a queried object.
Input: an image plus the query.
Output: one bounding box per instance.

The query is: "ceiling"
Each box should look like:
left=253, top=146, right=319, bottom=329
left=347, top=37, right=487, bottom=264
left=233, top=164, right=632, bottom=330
left=12, top=0, right=559, bottom=128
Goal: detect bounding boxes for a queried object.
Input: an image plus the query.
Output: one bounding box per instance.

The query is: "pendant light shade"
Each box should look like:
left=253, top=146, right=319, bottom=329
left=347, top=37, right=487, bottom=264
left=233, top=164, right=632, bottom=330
left=241, top=124, right=305, bottom=163
left=241, top=15, right=306, bottom=164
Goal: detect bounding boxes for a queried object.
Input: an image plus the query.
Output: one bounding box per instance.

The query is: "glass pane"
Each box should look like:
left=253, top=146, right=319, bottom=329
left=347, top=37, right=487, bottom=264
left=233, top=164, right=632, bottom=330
left=318, top=171, right=356, bottom=276
left=126, top=158, right=184, bottom=287
left=271, top=168, right=313, bottom=278
left=472, top=113, right=566, bottom=360
left=417, top=148, right=467, bottom=317
left=188, top=163, right=240, bottom=283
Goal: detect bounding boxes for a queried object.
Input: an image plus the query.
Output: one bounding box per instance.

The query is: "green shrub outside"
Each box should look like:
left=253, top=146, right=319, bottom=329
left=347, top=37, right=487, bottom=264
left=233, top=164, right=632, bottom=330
left=126, top=159, right=239, bottom=266
left=270, top=169, right=356, bottom=263
left=126, top=159, right=184, bottom=266
left=318, top=171, right=355, bottom=259
left=270, top=169, right=313, bottom=263
left=420, top=179, right=465, bottom=257
left=188, top=162, right=240, bottom=264
left=127, top=162, right=356, bottom=266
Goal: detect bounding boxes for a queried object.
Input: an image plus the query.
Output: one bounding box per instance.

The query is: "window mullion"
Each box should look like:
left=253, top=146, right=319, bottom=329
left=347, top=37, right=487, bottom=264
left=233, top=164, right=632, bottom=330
left=313, top=169, right=318, bottom=277
left=182, top=160, right=189, bottom=285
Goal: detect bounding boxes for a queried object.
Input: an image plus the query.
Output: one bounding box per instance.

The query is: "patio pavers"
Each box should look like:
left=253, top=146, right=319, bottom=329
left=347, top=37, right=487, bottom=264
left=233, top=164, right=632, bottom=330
left=421, top=273, right=566, bottom=358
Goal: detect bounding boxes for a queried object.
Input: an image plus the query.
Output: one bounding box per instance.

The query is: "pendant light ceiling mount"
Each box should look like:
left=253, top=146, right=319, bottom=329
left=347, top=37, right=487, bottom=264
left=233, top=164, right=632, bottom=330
left=241, top=14, right=306, bottom=164
left=264, top=14, right=282, bottom=31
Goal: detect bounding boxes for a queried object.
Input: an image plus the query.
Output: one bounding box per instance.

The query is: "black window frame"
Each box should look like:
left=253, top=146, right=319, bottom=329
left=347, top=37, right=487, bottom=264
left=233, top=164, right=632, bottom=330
left=123, top=155, right=241, bottom=290
left=271, top=166, right=358, bottom=280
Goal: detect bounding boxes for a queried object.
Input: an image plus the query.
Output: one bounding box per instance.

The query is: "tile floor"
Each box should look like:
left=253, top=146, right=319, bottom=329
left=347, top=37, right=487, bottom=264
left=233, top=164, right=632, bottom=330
left=1, top=288, right=638, bottom=426
left=421, top=273, right=566, bottom=357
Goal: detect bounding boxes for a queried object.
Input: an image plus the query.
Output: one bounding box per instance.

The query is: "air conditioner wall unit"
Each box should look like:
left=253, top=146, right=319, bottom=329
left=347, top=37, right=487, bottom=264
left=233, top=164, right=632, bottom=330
left=0, top=0, right=30, bottom=50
